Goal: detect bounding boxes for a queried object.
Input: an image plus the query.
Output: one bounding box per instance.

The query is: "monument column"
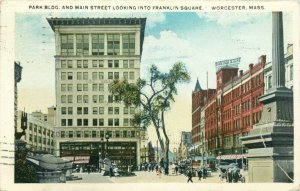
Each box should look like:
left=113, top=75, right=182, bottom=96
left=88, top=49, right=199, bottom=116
left=272, top=12, right=285, bottom=90
left=241, top=12, right=294, bottom=183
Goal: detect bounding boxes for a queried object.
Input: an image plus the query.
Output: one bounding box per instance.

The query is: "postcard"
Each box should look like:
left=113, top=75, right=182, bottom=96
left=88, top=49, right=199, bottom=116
left=0, top=0, right=299, bottom=191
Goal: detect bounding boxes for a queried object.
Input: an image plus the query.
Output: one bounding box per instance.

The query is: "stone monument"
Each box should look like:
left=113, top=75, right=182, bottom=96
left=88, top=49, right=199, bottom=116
left=241, top=12, right=294, bottom=182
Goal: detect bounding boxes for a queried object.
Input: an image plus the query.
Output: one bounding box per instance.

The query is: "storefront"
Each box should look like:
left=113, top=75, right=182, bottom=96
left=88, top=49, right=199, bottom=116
left=60, top=141, right=137, bottom=171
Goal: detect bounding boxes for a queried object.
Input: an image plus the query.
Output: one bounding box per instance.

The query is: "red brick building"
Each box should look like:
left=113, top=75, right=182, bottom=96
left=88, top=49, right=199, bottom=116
left=192, top=55, right=266, bottom=158
left=192, top=79, right=215, bottom=144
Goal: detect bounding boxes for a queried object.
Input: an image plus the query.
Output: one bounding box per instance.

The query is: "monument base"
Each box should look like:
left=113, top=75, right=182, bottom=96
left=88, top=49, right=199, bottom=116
left=247, top=147, right=293, bottom=182
left=241, top=89, right=294, bottom=183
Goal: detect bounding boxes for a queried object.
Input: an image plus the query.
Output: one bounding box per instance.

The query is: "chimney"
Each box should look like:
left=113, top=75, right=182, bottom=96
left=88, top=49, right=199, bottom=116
left=249, top=63, right=254, bottom=70
left=260, top=55, right=266, bottom=67
left=239, top=70, right=243, bottom=77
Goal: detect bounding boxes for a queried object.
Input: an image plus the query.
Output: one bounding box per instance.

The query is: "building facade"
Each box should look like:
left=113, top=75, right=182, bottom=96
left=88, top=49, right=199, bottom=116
left=264, top=44, right=294, bottom=93
left=178, top=131, right=192, bottom=161
left=14, top=62, right=22, bottom=135
left=192, top=44, right=294, bottom=159
left=192, top=55, right=266, bottom=158
left=18, top=110, right=56, bottom=154
left=191, top=79, right=215, bottom=157
left=47, top=18, right=146, bottom=169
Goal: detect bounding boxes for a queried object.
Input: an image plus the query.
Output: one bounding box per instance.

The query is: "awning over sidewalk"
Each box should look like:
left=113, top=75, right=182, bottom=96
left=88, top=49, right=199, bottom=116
left=188, top=144, right=201, bottom=151
left=62, top=156, right=90, bottom=164
left=216, top=154, right=247, bottom=160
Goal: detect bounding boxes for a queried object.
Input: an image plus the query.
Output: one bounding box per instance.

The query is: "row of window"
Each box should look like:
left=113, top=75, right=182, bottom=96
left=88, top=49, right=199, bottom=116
left=61, top=33, right=135, bottom=56
left=60, top=71, right=135, bottom=81
left=223, top=111, right=262, bottom=134
left=224, top=136, right=233, bottom=148
left=28, top=134, right=54, bottom=146
left=61, top=106, right=136, bottom=115
left=223, top=134, right=243, bottom=148
left=61, top=60, right=135, bottom=69
left=61, top=118, right=135, bottom=127
left=28, top=123, right=54, bottom=137
left=60, top=95, right=121, bottom=104
left=60, top=129, right=137, bottom=139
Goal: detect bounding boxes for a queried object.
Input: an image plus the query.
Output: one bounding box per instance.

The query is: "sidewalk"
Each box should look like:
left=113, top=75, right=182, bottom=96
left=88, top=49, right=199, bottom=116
left=68, top=170, right=249, bottom=183
left=110, top=171, right=225, bottom=183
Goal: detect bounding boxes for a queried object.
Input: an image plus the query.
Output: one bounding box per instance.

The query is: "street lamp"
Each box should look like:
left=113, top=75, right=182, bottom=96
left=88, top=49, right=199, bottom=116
left=235, top=149, right=238, bottom=164
left=218, top=151, right=222, bottom=166
left=101, top=138, right=104, bottom=157
left=245, top=150, right=248, bottom=170
left=173, top=148, right=177, bottom=164
left=105, top=132, right=110, bottom=157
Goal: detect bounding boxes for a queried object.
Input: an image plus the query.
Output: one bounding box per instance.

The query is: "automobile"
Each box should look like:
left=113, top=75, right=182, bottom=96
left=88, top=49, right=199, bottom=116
left=198, top=166, right=212, bottom=177
left=218, top=162, right=238, bottom=171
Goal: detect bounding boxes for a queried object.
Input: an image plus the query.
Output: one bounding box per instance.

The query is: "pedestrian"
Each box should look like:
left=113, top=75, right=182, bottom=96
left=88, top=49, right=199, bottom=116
left=203, top=167, right=207, bottom=179
left=165, top=165, right=169, bottom=175
left=197, top=169, right=202, bottom=181
left=227, top=169, right=233, bottom=183
left=155, top=165, right=159, bottom=173
left=158, top=168, right=162, bottom=178
left=187, top=170, right=193, bottom=183
left=109, top=166, right=114, bottom=177
left=175, top=165, right=178, bottom=175
left=87, top=165, right=91, bottom=174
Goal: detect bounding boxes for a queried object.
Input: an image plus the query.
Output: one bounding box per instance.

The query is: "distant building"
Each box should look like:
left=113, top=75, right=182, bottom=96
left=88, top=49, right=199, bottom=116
left=264, top=44, right=294, bottom=92
left=178, top=131, right=192, bottom=160
left=17, top=109, right=56, bottom=154
left=31, top=106, right=56, bottom=125
left=192, top=78, right=215, bottom=157
left=140, top=131, right=150, bottom=163
left=14, top=61, right=23, bottom=135
left=148, top=141, right=155, bottom=163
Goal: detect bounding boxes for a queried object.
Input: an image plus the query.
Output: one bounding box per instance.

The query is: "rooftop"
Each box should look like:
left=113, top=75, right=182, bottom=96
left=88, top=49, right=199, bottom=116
left=47, top=17, right=147, bottom=54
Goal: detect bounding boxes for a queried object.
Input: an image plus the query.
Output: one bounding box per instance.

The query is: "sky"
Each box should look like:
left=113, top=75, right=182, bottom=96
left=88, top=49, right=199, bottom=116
left=15, top=12, right=294, bottom=149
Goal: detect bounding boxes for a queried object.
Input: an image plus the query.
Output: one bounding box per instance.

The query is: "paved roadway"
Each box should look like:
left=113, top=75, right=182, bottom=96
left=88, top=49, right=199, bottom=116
left=67, top=170, right=248, bottom=183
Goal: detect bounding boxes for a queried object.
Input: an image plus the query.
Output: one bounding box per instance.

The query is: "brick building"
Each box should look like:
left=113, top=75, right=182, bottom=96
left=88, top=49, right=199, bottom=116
left=191, top=79, right=215, bottom=156
left=192, top=55, right=266, bottom=159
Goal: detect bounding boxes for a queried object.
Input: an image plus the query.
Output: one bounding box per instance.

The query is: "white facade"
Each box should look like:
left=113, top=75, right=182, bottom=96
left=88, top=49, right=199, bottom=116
left=47, top=18, right=146, bottom=167
left=18, top=111, right=55, bottom=154
left=264, top=44, right=294, bottom=92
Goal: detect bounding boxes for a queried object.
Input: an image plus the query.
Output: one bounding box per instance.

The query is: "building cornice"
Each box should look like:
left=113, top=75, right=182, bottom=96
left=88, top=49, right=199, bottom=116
left=47, top=17, right=146, bottom=55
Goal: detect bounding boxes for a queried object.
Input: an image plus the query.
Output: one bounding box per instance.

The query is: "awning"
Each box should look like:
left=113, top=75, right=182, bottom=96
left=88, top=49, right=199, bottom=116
left=188, top=144, right=201, bottom=151
left=62, top=156, right=90, bottom=164
left=216, top=154, right=247, bottom=160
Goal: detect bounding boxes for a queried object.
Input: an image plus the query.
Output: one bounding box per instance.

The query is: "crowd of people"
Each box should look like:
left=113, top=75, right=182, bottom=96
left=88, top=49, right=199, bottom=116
left=138, top=159, right=212, bottom=183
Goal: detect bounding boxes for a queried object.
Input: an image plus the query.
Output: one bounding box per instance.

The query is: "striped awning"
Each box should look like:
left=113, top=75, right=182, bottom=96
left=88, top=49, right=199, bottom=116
left=62, top=156, right=90, bottom=164
left=216, top=154, right=247, bottom=160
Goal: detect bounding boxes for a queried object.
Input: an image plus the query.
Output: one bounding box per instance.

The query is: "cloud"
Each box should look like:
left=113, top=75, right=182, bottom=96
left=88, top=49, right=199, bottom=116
left=197, top=12, right=270, bottom=27
left=142, top=30, right=195, bottom=73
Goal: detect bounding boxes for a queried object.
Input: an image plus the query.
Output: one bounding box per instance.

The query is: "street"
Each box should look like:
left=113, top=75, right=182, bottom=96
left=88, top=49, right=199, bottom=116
left=67, top=170, right=248, bottom=183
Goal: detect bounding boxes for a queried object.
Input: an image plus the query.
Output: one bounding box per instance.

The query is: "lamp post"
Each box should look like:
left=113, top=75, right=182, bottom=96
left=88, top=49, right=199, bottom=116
left=101, top=138, right=104, bottom=157
left=241, top=145, right=244, bottom=166
left=129, top=140, right=132, bottom=172
left=245, top=150, right=248, bottom=170
left=105, top=132, right=110, bottom=157
left=173, top=148, right=177, bottom=164
left=156, top=139, right=159, bottom=163
left=218, top=151, right=222, bottom=166
left=235, top=149, right=238, bottom=164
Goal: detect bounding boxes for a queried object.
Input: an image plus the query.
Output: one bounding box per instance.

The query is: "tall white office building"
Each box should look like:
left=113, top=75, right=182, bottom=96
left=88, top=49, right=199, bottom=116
left=47, top=18, right=146, bottom=169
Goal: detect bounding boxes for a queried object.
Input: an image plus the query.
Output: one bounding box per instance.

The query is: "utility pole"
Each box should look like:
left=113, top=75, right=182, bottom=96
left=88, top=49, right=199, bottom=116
left=156, top=139, right=159, bottom=162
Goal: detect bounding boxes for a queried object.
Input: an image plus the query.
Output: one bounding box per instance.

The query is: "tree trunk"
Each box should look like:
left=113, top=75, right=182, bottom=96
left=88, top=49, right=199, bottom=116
left=151, top=116, right=165, bottom=162
left=161, top=111, right=170, bottom=174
